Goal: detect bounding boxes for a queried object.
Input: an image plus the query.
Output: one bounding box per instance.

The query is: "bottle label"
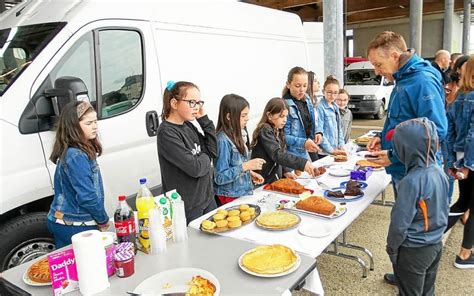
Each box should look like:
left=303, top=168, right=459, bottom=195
left=115, top=220, right=135, bottom=237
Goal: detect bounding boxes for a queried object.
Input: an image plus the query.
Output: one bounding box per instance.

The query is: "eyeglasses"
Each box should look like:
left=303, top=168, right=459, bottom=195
left=179, top=99, right=205, bottom=108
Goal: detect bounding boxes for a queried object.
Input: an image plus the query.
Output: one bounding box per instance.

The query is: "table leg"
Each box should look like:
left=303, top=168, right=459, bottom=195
left=341, top=231, right=374, bottom=271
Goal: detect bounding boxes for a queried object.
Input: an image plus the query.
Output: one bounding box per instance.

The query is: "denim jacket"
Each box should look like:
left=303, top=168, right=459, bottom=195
left=283, top=94, right=316, bottom=159
left=446, top=91, right=474, bottom=170
left=316, top=99, right=345, bottom=153
left=214, top=132, right=253, bottom=197
left=48, top=147, right=109, bottom=224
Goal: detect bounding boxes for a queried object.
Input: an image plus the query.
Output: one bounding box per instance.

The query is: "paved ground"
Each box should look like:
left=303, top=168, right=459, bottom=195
left=294, top=115, right=474, bottom=296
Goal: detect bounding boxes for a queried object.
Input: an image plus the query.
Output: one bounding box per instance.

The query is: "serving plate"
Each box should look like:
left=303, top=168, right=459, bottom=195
left=323, top=189, right=364, bottom=202
left=23, top=270, right=51, bottom=287
left=200, top=204, right=260, bottom=233
left=277, top=199, right=347, bottom=219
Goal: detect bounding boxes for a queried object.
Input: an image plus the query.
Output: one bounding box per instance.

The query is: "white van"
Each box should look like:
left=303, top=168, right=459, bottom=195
left=344, top=61, right=394, bottom=119
left=0, top=0, right=323, bottom=270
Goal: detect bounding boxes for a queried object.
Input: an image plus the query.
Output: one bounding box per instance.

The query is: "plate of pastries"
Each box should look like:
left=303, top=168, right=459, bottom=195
left=263, top=178, right=313, bottom=197
left=239, top=244, right=300, bottom=277
left=23, top=257, right=51, bottom=286
left=278, top=196, right=347, bottom=219
left=200, top=204, right=260, bottom=233
left=324, top=180, right=365, bottom=201
left=331, top=150, right=348, bottom=162
left=255, top=211, right=301, bottom=231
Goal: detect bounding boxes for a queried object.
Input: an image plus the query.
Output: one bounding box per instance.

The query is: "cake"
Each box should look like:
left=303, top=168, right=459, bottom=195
left=267, top=178, right=306, bottom=194
left=334, top=155, right=348, bottom=162
left=186, top=275, right=216, bottom=296
left=241, top=245, right=297, bottom=274
left=344, top=180, right=364, bottom=196
left=295, top=196, right=336, bottom=216
left=356, top=159, right=382, bottom=169
left=327, top=190, right=344, bottom=198
left=314, top=166, right=326, bottom=176
left=256, top=211, right=300, bottom=230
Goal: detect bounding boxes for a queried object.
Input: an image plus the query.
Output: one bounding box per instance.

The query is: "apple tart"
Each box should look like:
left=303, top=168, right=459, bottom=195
left=27, top=257, right=51, bottom=284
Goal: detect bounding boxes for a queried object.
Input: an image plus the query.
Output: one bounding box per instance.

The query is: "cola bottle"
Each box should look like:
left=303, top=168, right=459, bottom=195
left=114, top=195, right=137, bottom=250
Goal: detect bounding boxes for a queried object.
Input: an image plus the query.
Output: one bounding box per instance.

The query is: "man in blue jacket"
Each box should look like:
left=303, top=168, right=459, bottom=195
left=366, top=31, right=448, bottom=285
left=387, top=118, right=449, bottom=295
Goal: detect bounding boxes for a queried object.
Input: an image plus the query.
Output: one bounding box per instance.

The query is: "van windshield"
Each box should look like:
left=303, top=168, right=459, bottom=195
left=0, top=22, right=65, bottom=96
left=345, top=69, right=381, bottom=86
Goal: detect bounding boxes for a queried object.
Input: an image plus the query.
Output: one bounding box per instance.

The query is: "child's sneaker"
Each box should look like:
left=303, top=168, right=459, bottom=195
left=454, top=254, right=474, bottom=269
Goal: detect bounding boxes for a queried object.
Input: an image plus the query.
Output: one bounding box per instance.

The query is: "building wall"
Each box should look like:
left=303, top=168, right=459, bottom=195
left=350, top=13, right=463, bottom=58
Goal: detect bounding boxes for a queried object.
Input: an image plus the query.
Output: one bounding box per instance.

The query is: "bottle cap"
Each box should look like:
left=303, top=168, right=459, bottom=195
left=171, top=192, right=178, bottom=200
left=139, top=178, right=147, bottom=184
left=159, top=197, right=167, bottom=205
left=118, top=195, right=126, bottom=201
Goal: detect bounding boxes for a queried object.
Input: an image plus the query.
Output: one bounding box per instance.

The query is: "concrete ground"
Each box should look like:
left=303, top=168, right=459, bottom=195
left=293, top=115, right=474, bottom=296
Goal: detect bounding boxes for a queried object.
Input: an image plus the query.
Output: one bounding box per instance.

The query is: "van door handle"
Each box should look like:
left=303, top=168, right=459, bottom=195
left=145, top=111, right=159, bottom=137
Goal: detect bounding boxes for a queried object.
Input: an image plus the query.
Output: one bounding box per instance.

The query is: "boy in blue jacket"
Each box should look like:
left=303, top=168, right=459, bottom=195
left=387, top=118, right=449, bottom=296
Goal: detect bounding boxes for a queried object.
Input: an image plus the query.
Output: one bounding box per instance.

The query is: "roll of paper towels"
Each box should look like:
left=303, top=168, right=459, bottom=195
left=72, top=230, right=110, bottom=295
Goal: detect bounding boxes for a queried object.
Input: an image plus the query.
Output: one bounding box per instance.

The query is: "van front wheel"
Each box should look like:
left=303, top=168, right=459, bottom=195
left=0, top=212, right=55, bottom=271
left=374, top=103, right=385, bottom=119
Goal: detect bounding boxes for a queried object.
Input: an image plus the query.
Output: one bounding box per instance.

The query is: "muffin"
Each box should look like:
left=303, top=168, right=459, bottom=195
left=201, top=220, right=216, bottom=230
left=239, top=204, right=250, bottom=211
left=213, top=213, right=225, bottom=221
left=227, top=216, right=240, bottom=222
left=247, top=207, right=256, bottom=216
left=215, top=219, right=228, bottom=228
left=240, top=211, right=251, bottom=221
left=228, top=219, right=242, bottom=228
left=217, top=209, right=228, bottom=216
left=228, top=210, right=241, bottom=217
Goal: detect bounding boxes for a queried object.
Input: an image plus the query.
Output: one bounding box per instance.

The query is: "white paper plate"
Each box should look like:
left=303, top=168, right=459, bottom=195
left=238, top=249, right=301, bottom=278
left=327, top=168, right=351, bottom=177
left=134, top=267, right=220, bottom=295
left=298, top=223, right=332, bottom=238
left=23, top=270, right=51, bottom=286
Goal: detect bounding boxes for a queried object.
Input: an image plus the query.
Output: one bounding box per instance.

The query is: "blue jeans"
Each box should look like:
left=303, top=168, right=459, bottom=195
left=47, top=219, right=98, bottom=248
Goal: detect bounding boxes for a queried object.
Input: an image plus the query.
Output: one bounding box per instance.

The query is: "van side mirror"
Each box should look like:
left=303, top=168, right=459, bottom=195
left=44, top=76, right=89, bottom=116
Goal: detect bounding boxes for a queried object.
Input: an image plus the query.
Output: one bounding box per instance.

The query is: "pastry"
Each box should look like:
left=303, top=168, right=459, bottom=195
left=228, top=210, right=240, bottom=217
left=267, top=178, right=306, bottom=194
left=344, top=180, right=363, bottom=196
left=313, top=166, right=326, bottom=176
left=247, top=207, right=256, bottom=215
left=201, top=220, right=216, bottom=230
left=356, top=135, right=371, bottom=143
left=356, top=159, right=382, bottom=169
left=212, top=213, right=225, bottom=221
left=332, top=150, right=347, bottom=156
left=327, top=190, right=345, bottom=198
left=228, top=219, right=242, bottom=228
left=241, top=244, right=297, bottom=274
left=27, top=257, right=51, bottom=284
left=295, top=196, right=336, bottom=216
left=239, top=204, right=250, bottom=211
left=215, top=219, right=228, bottom=228
left=256, top=211, right=299, bottom=229
left=240, top=211, right=251, bottom=221
left=227, top=216, right=240, bottom=222
left=186, top=275, right=216, bottom=296
left=217, top=209, right=228, bottom=216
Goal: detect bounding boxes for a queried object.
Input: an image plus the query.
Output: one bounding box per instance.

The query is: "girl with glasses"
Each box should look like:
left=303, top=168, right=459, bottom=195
left=316, top=75, right=345, bottom=155
left=157, top=81, right=217, bottom=223
left=214, top=94, right=265, bottom=205
left=336, top=89, right=353, bottom=144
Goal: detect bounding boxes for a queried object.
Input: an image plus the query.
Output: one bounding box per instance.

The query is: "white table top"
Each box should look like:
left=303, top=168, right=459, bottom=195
left=189, top=155, right=392, bottom=258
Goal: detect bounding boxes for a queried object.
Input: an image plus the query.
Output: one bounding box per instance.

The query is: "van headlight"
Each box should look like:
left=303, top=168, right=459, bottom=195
left=362, top=95, right=377, bottom=100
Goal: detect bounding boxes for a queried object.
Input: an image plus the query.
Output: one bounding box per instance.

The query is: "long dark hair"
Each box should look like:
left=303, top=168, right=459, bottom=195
left=251, top=97, right=288, bottom=150
left=307, top=71, right=316, bottom=105
left=50, top=101, right=102, bottom=164
left=216, top=94, right=250, bottom=156
left=161, top=81, right=199, bottom=120
left=282, top=66, right=308, bottom=97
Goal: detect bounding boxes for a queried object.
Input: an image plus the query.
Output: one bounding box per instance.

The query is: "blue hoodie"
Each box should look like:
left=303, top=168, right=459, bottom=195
left=382, top=53, right=447, bottom=177
left=386, top=118, right=449, bottom=264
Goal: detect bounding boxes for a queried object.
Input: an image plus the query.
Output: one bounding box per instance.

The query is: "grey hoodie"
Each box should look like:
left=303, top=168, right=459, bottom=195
left=386, top=118, right=449, bottom=263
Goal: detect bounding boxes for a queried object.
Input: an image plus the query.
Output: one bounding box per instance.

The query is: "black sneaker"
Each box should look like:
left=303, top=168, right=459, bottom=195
left=383, top=273, right=396, bottom=285
left=454, top=255, right=474, bottom=269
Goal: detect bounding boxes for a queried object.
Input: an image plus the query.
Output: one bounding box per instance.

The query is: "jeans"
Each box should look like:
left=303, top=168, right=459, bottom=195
left=47, top=219, right=98, bottom=248
left=393, top=242, right=443, bottom=296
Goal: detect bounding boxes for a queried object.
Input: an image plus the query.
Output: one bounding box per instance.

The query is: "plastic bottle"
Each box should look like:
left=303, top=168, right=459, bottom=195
left=135, top=178, right=155, bottom=253
left=114, top=195, right=136, bottom=251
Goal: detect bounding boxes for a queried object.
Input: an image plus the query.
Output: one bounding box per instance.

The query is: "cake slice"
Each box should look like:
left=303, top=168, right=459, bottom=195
left=344, top=180, right=363, bottom=196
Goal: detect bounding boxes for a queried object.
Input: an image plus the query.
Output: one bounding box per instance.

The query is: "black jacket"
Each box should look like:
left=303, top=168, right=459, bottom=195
left=251, top=124, right=307, bottom=184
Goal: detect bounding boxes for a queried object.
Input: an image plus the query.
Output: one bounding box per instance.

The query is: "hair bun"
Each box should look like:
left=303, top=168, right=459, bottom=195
left=326, top=75, right=336, bottom=80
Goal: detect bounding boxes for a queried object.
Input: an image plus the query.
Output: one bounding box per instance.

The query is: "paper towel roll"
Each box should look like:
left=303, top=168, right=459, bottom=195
left=71, top=230, right=110, bottom=295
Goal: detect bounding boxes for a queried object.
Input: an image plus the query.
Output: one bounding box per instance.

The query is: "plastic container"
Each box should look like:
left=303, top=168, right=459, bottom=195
left=114, top=250, right=134, bottom=278
left=135, top=178, right=155, bottom=253
left=101, top=232, right=116, bottom=277
left=114, top=195, right=136, bottom=250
